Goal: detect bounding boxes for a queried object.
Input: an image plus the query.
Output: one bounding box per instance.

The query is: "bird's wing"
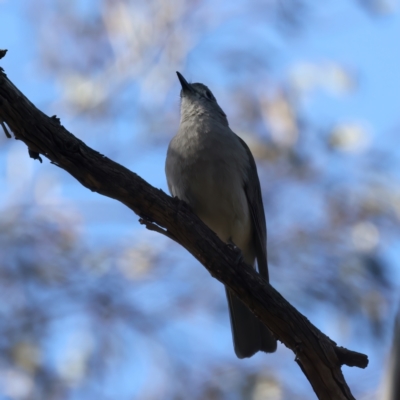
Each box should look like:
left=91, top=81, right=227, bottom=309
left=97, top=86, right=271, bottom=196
left=236, top=135, right=269, bottom=281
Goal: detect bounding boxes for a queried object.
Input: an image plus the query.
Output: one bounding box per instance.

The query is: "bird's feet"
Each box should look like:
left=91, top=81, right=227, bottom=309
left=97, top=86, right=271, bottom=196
left=227, top=238, right=244, bottom=265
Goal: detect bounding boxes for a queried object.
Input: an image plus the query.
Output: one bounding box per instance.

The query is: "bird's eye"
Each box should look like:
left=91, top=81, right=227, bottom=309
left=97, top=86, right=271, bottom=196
left=204, top=90, right=214, bottom=100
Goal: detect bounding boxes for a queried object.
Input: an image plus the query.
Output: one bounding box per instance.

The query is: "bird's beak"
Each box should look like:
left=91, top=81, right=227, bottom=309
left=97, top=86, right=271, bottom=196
left=176, top=71, right=192, bottom=94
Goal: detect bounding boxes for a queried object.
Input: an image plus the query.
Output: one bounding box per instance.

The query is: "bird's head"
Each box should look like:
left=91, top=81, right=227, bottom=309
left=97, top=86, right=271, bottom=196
left=176, top=72, right=228, bottom=125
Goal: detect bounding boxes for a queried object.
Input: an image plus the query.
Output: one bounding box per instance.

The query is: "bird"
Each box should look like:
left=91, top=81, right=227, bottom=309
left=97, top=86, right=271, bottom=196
left=165, top=72, right=277, bottom=358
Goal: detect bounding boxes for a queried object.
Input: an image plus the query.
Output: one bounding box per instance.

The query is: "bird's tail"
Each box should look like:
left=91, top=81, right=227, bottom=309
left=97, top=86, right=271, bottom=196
left=225, top=288, right=277, bottom=358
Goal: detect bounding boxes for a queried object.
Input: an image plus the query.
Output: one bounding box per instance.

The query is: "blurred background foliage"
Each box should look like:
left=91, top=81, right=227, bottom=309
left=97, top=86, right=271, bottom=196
left=0, top=0, right=399, bottom=399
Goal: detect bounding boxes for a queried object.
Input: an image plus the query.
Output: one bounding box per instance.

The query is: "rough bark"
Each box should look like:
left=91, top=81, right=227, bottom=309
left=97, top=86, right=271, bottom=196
left=0, top=54, right=368, bottom=400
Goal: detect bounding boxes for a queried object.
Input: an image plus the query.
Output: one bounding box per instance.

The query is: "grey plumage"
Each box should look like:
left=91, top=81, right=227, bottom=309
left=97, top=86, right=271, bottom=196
left=165, top=72, right=277, bottom=358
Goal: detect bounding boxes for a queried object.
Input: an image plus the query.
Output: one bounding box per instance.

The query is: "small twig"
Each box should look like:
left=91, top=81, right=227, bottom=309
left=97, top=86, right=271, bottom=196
left=139, top=217, right=178, bottom=242
left=335, top=346, right=368, bottom=369
left=1, top=120, right=11, bottom=138
left=28, top=149, right=43, bottom=163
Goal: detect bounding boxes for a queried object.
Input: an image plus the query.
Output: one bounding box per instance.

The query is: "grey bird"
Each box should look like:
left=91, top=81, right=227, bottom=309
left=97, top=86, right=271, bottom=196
left=165, top=72, right=277, bottom=358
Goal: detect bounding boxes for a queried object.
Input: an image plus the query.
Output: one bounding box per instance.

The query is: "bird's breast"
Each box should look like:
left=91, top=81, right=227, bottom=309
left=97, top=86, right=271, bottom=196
left=165, top=126, right=253, bottom=259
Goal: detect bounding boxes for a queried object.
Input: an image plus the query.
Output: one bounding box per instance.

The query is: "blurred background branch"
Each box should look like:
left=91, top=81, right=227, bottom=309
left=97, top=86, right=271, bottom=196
left=381, top=305, right=400, bottom=400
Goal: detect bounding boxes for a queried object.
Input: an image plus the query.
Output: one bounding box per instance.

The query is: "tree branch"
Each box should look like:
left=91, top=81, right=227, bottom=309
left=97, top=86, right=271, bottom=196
left=0, top=55, right=368, bottom=400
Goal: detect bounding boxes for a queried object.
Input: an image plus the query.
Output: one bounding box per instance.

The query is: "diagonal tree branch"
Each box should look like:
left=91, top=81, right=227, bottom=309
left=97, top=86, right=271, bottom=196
left=0, top=54, right=368, bottom=400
